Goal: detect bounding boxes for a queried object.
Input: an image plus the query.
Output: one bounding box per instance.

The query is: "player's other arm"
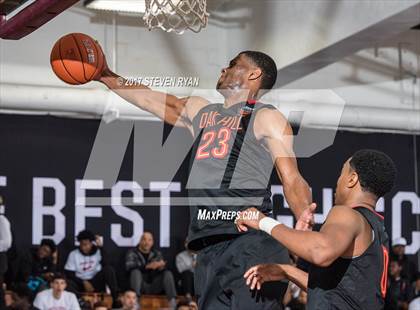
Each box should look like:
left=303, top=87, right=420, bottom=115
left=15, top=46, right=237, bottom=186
left=238, top=206, right=361, bottom=267
left=255, top=108, right=312, bottom=219
left=244, top=263, right=309, bottom=292
left=96, top=60, right=208, bottom=130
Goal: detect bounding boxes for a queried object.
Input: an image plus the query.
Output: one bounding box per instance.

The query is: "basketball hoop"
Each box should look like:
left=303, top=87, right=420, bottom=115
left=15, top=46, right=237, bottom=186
left=143, top=0, right=209, bottom=34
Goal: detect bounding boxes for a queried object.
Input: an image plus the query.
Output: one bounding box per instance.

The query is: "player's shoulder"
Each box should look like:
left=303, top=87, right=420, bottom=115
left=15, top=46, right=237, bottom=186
left=254, top=104, right=291, bottom=136
left=326, top=205, right=364, bottom=223
left=255, top=104, right=287, bottom=124
left=182, top=96, right=210, bottom=109
left=181, top=96, right=210, bottom=119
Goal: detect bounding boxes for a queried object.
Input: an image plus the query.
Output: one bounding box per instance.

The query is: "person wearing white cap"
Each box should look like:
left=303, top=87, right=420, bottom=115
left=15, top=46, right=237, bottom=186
left=391, top=237, right=417, bottom=283
left=392, top=237, right=407, bottom=247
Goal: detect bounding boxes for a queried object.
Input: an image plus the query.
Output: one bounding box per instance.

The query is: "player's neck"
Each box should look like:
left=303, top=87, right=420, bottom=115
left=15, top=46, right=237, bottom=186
left=343, top=191, right=378, bottom=209
left=223, top=96, right=257, bottom=109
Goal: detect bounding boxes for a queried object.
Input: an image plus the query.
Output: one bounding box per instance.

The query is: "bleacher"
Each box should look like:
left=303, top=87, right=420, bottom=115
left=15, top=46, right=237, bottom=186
left=5, top=291, right=182, bottom=310
left=81, top=293, right=174, bottom=309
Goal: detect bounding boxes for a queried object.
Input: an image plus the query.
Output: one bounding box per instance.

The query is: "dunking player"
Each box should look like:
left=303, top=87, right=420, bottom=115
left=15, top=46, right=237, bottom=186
left=237, top=150, right=396, bottom=309
left=95, top=51, right=315, bottom=309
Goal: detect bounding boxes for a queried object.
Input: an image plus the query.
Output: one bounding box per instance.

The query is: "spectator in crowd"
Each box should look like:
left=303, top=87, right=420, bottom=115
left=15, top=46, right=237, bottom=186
left=385, top=259, right=410, bottom=310
left=391, top=238, right=418, bottom=283
left=19, top=239, right=58, bottom=297
left=125, top=231, right=177, bottom=309
left=408, top=297, right=420, bottom=310
left=5, top=300, right=31, bottom=310
left=33, top=273, right=80, bottom=310
left=6, top=284, right=32, bottom=309
left=176, top=298, right=198, bottom=310
left=0, top=196, right=12, bottom=310
left=116, top=290, right=139, bottom=310
left=92, top=301, right=109, bottom=310
left=64, top=230, right=120, bottom=308
left=175, top=241, right=196, bottom=300
left=283, top=282, right=306, bottom=310
left=408, top=272, right=420, bottom=303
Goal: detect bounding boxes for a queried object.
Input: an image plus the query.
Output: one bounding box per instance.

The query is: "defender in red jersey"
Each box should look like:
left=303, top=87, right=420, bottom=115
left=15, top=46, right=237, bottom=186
left=237, top=149, right=396, bottom=310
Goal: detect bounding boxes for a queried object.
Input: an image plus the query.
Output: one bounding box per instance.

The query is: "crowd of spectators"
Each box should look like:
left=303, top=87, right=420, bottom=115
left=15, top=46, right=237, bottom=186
left=0, top=193, right=419, bottom=310
left=0, top=212, right=197, bottom=310
left=385, top=238, right=420, bottom=310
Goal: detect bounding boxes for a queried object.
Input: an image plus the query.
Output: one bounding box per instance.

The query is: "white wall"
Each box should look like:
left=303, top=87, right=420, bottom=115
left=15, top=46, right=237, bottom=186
left=0, top=0, right=419, bottom=132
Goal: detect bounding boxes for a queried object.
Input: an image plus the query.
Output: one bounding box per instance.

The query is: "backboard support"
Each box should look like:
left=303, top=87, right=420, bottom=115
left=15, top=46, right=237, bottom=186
left=0, top=0, right=79, bottom=40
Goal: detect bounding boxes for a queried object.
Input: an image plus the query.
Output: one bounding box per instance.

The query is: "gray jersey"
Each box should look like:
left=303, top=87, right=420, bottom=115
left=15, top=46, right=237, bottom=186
left=187, top=101, right=277, bottom=250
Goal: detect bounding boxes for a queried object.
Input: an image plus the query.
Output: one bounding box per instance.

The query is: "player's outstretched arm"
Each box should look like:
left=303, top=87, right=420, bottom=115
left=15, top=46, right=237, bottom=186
left=244, top=264, right=309, bottom=292
left=254, top=108, right=312, bottom=219
left=236, top=206, right=361, bottom=267
left=95, top=58, right=208, bottom=131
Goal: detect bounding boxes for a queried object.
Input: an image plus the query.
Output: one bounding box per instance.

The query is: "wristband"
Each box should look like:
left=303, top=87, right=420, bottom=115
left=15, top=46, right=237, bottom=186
left=259, top=217, right=281, bottom=235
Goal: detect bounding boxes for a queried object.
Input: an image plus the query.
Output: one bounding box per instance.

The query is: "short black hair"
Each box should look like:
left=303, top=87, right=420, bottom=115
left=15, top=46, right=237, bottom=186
left=239, top=51, right=277, bottom=90
left=77, top=230, right=95, bottom=242
left=51, top=273, right=66, bottom=282
left=40, top=238, right=57, bottom=253
left=123, top=289, right=137, bottom=295
left=176, top=298, right=191, bottom=309
left=349, top=149, right=396, bottom=198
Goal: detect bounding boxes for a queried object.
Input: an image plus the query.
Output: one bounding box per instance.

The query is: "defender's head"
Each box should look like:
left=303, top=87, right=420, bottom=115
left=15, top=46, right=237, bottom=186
left=335, top=149, right=396, bottom=205
left=216, top=51, right=277, bottom=99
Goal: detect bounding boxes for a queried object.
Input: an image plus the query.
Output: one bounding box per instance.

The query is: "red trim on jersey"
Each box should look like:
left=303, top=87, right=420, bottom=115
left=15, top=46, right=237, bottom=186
left=351, top=205, right=384, bottom=220
left=381, top=245, right=389, bottom=298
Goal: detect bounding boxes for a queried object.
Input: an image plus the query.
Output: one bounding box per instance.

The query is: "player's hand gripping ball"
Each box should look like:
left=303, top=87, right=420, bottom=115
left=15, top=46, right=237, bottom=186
left=50, top=33, right=105, bottom=85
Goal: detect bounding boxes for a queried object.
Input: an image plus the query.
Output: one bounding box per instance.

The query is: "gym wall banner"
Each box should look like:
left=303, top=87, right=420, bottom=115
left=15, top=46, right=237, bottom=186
left=0, top=114, right=419, bottom=273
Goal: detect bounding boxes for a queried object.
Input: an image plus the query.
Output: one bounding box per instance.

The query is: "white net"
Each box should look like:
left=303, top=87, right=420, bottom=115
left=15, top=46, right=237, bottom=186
left=143, top=0, right=209, bottom=34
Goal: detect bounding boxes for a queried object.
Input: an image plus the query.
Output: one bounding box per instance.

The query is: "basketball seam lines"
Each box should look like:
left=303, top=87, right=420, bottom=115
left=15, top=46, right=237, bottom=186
left=70, top=34, right=88, bottom=82
left=57, top=38, right=80, bottom=84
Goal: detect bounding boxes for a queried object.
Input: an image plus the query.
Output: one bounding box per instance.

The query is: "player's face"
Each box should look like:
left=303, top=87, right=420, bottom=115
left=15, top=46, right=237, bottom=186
left=51, top=279, right=66, bottom=294
left=122, top=291, right=137, bottom=308
left=139, top=232, right=154, bottom=252
left=334, top=159, right=351, bottom=205
left=79, top=239, right=93, bottom=254
left=216, top=54, right=254, bottom=97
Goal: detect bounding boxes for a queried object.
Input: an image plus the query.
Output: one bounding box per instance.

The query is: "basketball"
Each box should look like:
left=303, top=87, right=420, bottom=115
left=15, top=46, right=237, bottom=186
left=50, top=33, right=104, bottom=85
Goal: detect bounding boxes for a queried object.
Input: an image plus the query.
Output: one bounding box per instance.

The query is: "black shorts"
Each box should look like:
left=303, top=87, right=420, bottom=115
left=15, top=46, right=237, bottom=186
left=194, top=230, right=289, bottom=310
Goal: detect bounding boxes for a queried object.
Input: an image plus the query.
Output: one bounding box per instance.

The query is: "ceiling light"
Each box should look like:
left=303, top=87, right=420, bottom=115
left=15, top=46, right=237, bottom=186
left=84, top=0, right=146, bottom=14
